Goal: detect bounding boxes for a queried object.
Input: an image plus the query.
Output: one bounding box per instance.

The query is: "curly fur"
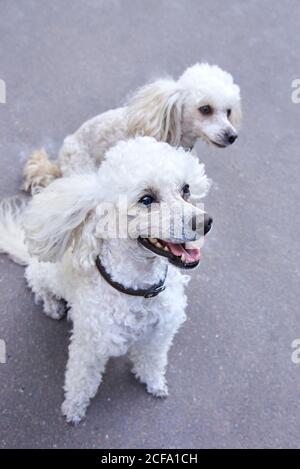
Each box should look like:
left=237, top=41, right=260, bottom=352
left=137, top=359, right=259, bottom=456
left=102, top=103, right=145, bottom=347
left=0, top=137, right=211, bottom=423
left=22, top=63, right=241, bottom=193
left=0, top=197, right=29, bottom=265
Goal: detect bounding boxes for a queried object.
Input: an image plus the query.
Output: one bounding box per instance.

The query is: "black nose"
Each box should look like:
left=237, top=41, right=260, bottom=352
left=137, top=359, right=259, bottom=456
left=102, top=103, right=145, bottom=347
left=191, top=214, right=213, bottom=235
left=225, top=131, right=238, bottom=145
left=204, top=214, right=213, bottom=235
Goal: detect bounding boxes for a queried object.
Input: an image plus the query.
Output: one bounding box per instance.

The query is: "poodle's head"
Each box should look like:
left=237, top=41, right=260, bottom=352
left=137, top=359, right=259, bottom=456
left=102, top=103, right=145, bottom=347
left=178, top=63, right=242, bottom=148
left=96, top=138, right=212, bottom=269
left=24, top=138, right=212, bottom=272
left=127, top=63, right=241, bottom=150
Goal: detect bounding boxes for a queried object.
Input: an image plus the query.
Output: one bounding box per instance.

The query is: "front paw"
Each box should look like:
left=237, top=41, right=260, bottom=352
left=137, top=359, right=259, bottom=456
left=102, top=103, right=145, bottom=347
left=61, top=398, right=87, bottom=424
left=147, top=381, right=169, bottom=398
left=43, top=298, right=68, bottom=321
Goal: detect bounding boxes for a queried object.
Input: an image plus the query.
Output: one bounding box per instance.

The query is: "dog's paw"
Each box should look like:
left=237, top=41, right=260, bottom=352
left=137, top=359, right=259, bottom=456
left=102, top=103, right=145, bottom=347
left=61, top=398, right=87, bottom=424
left=146, top=381, right=169, bottom=398
left=43, top=297, right=67, bottom=321
left=131, top=366, right=169, bottom=397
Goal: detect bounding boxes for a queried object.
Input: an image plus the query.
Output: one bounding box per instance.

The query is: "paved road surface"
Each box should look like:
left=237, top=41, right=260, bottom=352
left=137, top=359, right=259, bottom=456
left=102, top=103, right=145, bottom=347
left=0, top=0, right=300, bottom=449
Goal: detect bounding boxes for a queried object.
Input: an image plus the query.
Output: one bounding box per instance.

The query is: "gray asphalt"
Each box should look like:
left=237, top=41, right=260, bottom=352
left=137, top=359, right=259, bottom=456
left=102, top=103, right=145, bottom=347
left=1, top=0, right=300, bottom=449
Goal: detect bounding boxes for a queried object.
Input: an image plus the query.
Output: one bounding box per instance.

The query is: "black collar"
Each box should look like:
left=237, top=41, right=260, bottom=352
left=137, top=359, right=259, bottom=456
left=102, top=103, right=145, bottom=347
left=95, top=255, right=168, bottom=299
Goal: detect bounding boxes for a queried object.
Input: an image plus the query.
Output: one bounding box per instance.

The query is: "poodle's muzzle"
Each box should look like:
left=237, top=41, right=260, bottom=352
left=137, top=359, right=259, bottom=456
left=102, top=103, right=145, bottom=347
left=138, top=213, right=213, bottom=270
left=213, top=129, right=238, bottom=148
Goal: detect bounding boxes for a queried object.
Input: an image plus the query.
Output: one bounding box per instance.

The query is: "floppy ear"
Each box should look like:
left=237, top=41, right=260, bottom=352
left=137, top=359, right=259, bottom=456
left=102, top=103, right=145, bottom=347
left=127, top=79, right=184, bottom=146
left=23, top=174, right=100, bottom=262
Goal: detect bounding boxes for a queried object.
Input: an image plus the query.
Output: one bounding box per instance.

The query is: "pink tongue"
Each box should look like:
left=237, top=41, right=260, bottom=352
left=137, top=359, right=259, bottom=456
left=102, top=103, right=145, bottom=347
left=185, top=248, right=201, bottom=262
left=165, top=242, right=200, bottom=263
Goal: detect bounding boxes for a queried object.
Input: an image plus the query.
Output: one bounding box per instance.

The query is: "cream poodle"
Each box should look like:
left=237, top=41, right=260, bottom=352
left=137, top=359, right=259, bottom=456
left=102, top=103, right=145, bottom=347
left=23, top=63, right=241, bottom=194
left=0, top=137, right=212, bottom=423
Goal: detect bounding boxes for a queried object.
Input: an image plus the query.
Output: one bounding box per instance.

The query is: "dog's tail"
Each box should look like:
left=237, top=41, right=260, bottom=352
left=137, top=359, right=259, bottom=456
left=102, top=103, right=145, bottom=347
left=22, top=148, right=61, bottom=194
left=0, top=197, right=30, bottom=265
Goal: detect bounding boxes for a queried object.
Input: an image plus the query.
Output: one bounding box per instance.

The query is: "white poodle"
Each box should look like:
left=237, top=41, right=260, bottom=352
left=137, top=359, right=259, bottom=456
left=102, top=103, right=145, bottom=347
left=0, top=137, right=212, bottom=423
left=23, top=63, right=241, bottom=194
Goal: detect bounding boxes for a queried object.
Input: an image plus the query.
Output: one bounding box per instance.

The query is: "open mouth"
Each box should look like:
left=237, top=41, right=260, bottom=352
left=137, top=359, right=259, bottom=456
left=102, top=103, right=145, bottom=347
left=138, top=237, right=201, bottom=269
left=211, top=140, right=227, bottom=148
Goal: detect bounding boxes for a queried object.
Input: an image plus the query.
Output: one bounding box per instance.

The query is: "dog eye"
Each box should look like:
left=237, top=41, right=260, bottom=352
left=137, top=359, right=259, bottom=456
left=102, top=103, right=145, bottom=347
left=227, top=109, right=232, bottom=117
left=182, top=184, right=190, bottom=198
left=199, top=105, right=212, bottom=115
left=139, top=195, right=155, bottom=206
